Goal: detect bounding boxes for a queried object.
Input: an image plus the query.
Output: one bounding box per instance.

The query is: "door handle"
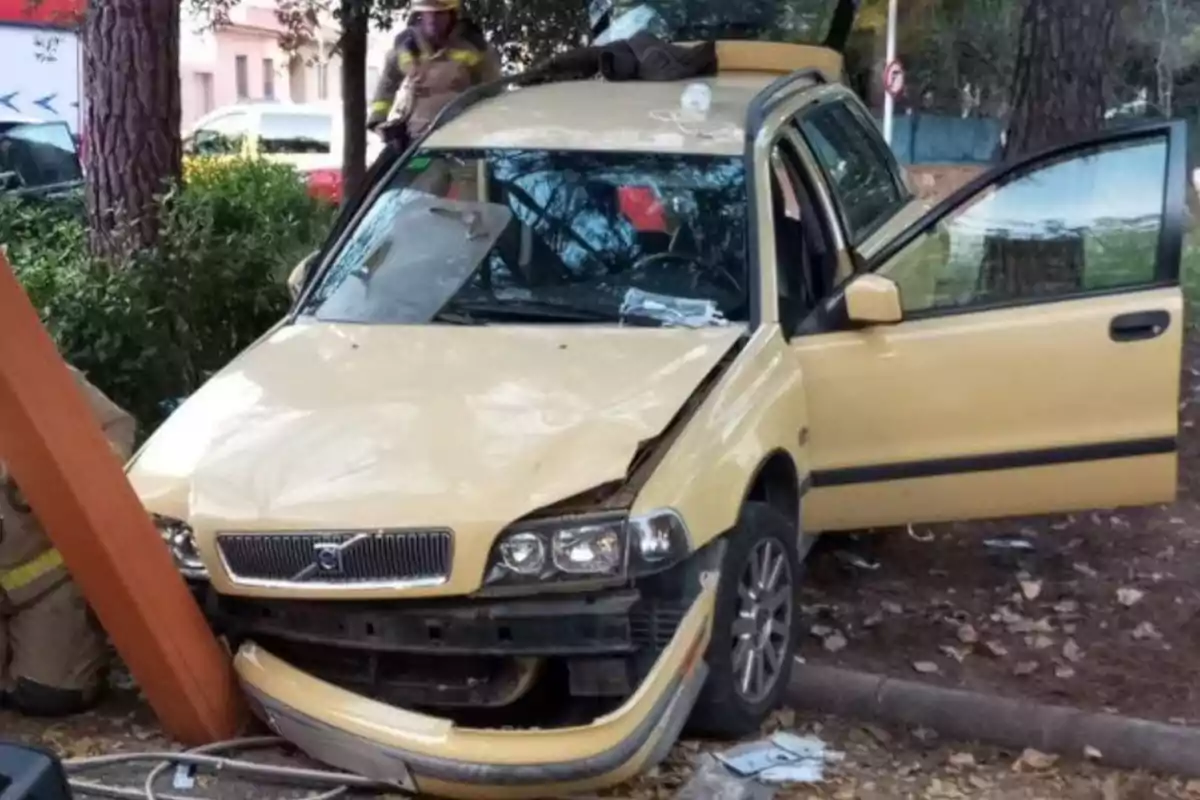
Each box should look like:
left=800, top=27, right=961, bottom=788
left=1109, top=310, right=1170, bottom=342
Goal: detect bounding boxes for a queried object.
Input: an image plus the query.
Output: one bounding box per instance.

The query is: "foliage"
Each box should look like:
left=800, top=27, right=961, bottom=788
left=0, top=158, right=336, bottom=435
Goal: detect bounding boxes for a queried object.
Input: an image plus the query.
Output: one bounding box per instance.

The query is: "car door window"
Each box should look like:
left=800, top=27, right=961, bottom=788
left=876, top=134, right=1171, bottom=315
left=259, top=112, right=333, bottom=155
left=795, top=99, right=909, bottom=245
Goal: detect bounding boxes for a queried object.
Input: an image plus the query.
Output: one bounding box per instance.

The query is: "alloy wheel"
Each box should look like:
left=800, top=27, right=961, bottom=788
left=730, top=538, right=794, bottom=704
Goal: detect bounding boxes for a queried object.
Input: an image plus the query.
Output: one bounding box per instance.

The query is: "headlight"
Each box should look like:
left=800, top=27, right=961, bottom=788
left=153, top=515, right=208, bottom=580
left=484, top=510, right=690, bottom=588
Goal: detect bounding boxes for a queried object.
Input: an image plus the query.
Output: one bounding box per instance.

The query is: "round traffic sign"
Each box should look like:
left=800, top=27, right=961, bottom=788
left=884, top=59, right=905, bottom=98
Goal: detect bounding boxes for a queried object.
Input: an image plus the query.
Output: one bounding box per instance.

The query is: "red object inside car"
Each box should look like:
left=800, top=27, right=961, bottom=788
left=617, top=185, right=668, bottom=233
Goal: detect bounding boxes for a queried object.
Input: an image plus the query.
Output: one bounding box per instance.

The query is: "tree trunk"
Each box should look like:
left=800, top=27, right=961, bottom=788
left=1002, top=0, right=1119, bottom=160
left=82, top=0, right=181, bottom=259
left=339, top=0, right=369, bottom=203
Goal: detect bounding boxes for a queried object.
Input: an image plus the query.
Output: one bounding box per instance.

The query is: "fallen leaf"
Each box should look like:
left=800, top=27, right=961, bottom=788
left=956, top=624, right=979, bottom=644
left=995, top=606, right=1024, bottom=624
left=982, top=640, right=1009, bottom=657
left=1020, top=579, right=1043, bottom=600
left=1117, top=587, right=1145, bottom=607
left=1055, top=666, right=1076, bottom=679
left=940, top=645, right=970, bottom=663
left=1063, top=638, right=1085, bottom=663
left=969, top=775, right=995, bottom=789
left=862, top=612, right=884, bottom=628
left=810, top=624, right=834, bottom=639
left=1084, top=745, right=1103, bottom=760
left=862, top=723, right=892, bottom=745
left=823, top=632, right=849, bottom=652
left=1132, top=621, right=1163, bottom=641
left=881, top=600, right=904, bottom=615
left=948, top=752, right=976, bottom=768
left=1054, top=599, right=1080, bottom=614
left=913, top=661, right=940, bottom=674
left=1073, top=562, right=1099, bottom=578
left=1014, top=748, right=1059, bottom=771
left=1013, top=661, right=1038, bottom=676
left=1027, top=634, right=1055, bottom=650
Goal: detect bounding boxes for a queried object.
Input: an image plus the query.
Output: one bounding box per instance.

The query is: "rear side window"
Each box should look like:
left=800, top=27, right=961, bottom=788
left=796, top=100, right=908, bottom=244
left=259, top=112, right=333, bottom=155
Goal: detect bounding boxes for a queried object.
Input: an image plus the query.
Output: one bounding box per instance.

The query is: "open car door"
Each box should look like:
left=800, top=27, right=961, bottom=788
left=793, top=121, right=1190, bottom=532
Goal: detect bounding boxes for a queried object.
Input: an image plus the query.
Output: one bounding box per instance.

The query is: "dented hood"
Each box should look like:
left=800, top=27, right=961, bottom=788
left=129, top=322, right=743, bottom=537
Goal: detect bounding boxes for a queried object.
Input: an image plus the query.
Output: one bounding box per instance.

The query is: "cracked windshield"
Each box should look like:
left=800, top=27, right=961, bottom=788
left=299, top=149, right=748, bottom=327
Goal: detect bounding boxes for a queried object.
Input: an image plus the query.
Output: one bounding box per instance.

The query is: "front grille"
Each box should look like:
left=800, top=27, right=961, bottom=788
left=216, top=530, right=452, bottom=587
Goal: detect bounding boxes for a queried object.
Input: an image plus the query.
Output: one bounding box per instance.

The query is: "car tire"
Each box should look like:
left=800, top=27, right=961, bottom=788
left=686, top=501, right=802, bottom=739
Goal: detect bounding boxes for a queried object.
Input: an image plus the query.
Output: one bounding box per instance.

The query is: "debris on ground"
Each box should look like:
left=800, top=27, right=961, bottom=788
left=677, top=731, right=843, bottom=797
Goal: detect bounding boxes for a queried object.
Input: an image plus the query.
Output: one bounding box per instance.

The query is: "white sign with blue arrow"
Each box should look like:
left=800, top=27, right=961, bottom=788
left=0, top=23, right=82, bottom=133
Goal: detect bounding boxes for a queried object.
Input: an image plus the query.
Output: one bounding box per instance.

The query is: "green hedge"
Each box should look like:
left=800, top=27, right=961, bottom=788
left=0, top=158, right=336, bottom=435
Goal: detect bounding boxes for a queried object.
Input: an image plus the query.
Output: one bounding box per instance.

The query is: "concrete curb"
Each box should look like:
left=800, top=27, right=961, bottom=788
left=787, top=663, right=1200, bottom=778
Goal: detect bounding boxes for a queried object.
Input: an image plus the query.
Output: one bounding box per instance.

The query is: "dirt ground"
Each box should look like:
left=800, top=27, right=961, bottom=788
left=4, top=694, right=1195, bottom=800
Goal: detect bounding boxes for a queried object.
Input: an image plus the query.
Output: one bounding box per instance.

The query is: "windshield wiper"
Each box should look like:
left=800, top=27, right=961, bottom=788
left=440, top=299, right=617, bottom=324
left=433, top=309, right=487, bottom=325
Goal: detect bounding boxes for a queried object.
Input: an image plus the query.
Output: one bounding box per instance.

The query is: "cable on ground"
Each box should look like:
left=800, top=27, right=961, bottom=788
left=63, top=736, right=392, bottom=800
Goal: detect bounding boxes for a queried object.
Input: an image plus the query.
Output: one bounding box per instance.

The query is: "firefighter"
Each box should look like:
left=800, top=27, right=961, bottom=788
left=0, top=365, right=135, bottom=716
left=367, top=0, right=501, bottom=150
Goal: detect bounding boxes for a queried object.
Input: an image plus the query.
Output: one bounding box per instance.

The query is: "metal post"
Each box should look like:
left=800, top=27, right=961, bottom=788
left=882, top=0, right=898, bottom=145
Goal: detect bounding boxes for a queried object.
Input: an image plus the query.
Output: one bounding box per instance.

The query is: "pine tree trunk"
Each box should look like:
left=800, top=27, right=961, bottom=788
left=82, top=0, right=181, bottom=260
left=1002, top=0, right=1119, bottom=160
left=339, top=0, right=369, bottom=203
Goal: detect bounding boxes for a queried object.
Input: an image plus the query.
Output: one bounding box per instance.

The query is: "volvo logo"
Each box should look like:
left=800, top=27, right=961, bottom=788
left=289, top=533, right=368, bottom=582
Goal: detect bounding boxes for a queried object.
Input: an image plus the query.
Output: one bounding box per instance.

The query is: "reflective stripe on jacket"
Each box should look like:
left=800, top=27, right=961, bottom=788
left=0, top=547, right=63, bottom=595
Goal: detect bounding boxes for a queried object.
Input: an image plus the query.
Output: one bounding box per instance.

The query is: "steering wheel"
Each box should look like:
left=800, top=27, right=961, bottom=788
left=629, top=251, right=743, bottom=296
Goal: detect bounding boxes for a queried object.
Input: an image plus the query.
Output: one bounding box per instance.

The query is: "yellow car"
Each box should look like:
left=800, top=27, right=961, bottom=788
left=128, top=18, right=1190, bottom=800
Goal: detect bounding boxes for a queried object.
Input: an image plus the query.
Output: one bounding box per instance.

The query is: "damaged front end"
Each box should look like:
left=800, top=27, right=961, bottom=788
left=220, top=537, right=724, bottom=798
left=173, top=342, right=745, bottom=798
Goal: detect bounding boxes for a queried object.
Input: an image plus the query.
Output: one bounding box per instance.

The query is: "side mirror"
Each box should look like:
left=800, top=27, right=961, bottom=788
left=843, top=274, right=902, bottom=326
left=287, top=252, right=317, bottom=302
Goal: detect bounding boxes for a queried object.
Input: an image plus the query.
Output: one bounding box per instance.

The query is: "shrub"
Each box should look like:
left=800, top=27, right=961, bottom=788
left=1, top=158, right=337, bottom=435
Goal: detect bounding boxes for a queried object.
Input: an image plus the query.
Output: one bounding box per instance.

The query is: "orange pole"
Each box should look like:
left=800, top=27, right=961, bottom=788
left=0, top=252, right=246, bottom=744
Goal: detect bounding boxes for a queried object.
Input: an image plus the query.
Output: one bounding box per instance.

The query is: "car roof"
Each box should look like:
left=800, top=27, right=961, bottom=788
left=424, top=72, right=813, bottom=157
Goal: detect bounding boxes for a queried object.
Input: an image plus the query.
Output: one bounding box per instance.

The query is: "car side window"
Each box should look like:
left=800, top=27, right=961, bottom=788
left=191, top=113, right=249, bottom=156
left=875, top=135, right=1170, bottom=315
left=259, top=112, right=333, bottom=155
left=795, top=100, right=908, bottom=245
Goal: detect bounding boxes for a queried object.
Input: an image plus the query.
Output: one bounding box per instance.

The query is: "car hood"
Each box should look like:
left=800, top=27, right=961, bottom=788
left=129, top=321, right=744, bottom=538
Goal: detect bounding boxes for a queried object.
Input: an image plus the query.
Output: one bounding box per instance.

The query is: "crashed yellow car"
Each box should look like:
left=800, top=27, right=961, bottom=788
left=127, top=8, right=1189, bottom=800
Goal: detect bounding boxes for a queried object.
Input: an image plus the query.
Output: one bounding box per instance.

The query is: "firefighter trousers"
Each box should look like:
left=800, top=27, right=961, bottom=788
left=0, top=553, right=108, bottom=716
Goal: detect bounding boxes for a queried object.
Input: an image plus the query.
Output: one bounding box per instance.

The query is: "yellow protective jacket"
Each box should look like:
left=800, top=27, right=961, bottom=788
left=0, top=365, right=136, bottom=606
left=368, top=20, right=502, bottom=138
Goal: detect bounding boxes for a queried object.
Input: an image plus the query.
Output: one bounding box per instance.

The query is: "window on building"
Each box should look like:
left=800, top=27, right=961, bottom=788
left=317, top=62, right=329, bottom=101
left=235, top=55, right=249, bottom=100
left=263, top=58, right=275, bottom=100
left=195, top=72, right=214, bottom=115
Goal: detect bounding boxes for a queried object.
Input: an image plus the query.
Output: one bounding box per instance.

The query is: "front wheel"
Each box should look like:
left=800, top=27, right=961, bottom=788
left=687, top=502, right=802, bottom=739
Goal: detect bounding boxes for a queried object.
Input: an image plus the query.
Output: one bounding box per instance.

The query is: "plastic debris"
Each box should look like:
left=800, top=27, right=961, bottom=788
left=675, top=753, right=776, bottom=799
left=620, top=287, right=727, bottom=328
left=705, top=732, right=842, bottom=789
left=172, top=764, right=196, bottom=790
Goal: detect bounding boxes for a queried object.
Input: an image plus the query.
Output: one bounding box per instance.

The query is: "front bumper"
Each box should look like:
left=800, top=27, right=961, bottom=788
left=234, top=577, right=716, bottom=799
